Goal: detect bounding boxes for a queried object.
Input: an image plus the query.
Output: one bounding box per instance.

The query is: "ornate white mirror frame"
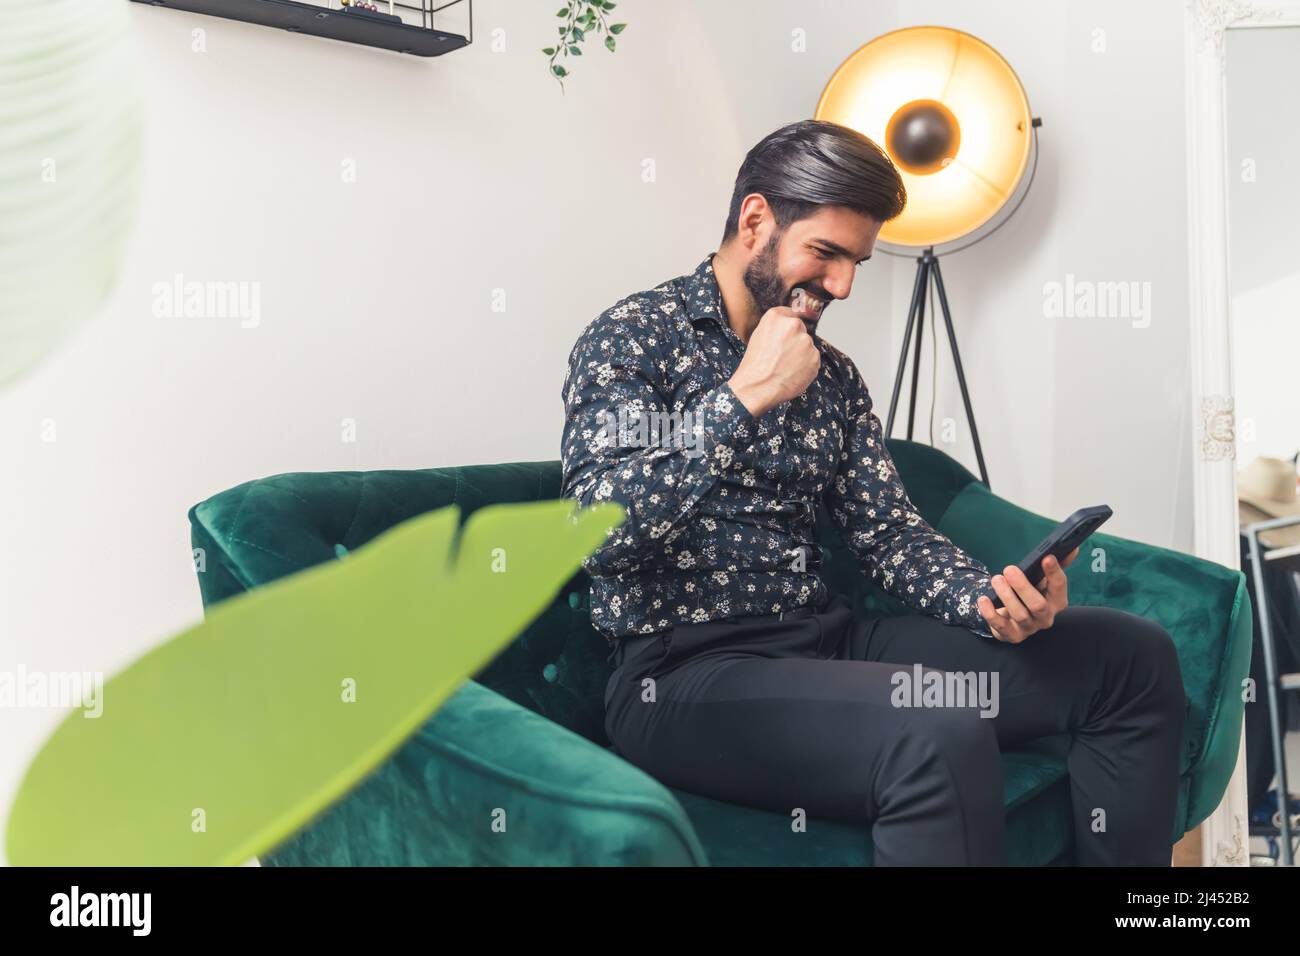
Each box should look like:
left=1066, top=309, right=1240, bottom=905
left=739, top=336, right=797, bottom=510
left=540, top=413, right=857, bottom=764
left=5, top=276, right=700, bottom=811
left=1183, top=0, right=1300, bottom=866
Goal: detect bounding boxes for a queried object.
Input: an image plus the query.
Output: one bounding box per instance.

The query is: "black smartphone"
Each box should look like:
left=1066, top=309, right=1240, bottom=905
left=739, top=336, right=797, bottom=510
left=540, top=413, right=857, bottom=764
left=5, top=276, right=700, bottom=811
left=988, top=505, right=1112, bottom=609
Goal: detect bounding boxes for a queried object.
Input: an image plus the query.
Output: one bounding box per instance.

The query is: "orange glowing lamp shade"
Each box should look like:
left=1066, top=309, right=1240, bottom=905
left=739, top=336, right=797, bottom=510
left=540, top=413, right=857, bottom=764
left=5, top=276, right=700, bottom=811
left=815, top=26, right=1033, bottom=248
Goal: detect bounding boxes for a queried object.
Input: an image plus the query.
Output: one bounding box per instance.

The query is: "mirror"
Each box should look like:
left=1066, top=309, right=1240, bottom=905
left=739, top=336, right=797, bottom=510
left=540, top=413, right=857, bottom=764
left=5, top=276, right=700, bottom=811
left=1224, top=23, right=1300, bottom=866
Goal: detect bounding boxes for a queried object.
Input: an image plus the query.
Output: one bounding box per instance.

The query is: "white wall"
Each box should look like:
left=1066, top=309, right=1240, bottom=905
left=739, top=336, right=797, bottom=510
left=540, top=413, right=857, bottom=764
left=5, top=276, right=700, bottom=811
left=0, top=0, right=1197, bottom=859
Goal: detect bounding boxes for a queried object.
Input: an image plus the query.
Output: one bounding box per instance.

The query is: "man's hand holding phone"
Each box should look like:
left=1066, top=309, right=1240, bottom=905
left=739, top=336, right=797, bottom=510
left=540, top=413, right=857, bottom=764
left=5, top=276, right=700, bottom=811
left=976, top=546, right=1079, bottom=643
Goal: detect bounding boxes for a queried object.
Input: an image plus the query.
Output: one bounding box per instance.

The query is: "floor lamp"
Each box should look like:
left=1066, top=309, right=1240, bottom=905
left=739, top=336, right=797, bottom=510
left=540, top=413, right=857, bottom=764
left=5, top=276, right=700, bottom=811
left=815, top=26, right=1042, bottom=490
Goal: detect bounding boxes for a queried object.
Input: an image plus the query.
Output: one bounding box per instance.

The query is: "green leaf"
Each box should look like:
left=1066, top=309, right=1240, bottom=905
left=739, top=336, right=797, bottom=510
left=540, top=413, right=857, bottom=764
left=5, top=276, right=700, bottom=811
left=602, top=1, right=617, bottom=9
left=609, top=22, right=626, bottom=34
left=572, top=26, right=584, bottom=41
left=542, top=46, right=556, bottom=55
left=556, top=6, right=568, bottom=16
left=569, top=44, right=582, bottom=55
left=4, top=499, right=623, bottom=865
left=553, top=64, right=568, bottom=76
left=605, top=35, right=616, bottom=52
left=558, top=25, right=566, bottom=34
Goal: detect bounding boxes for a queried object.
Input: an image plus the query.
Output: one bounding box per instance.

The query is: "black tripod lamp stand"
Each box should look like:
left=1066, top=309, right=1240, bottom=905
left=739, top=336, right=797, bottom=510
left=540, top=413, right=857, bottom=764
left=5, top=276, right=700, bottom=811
left=884, top=248, right=989, bottom=486
left=815, top=25, right=1042, bottom=490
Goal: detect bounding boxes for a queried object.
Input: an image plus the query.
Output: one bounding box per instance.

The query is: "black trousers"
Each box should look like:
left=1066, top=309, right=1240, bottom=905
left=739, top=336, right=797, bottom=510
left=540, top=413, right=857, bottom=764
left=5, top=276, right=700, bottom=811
left=603, top=592, right=1188, bottom=866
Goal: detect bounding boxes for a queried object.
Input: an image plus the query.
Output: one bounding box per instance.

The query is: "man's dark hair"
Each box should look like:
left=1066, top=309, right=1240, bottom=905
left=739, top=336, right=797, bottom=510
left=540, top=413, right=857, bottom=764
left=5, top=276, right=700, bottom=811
left=720, top=119, right=906, bottom=245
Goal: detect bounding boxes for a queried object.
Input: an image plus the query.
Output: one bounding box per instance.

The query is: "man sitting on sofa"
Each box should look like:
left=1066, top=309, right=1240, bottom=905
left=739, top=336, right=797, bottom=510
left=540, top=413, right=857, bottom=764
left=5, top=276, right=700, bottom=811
left=559, top=118, right=1187, bottom=866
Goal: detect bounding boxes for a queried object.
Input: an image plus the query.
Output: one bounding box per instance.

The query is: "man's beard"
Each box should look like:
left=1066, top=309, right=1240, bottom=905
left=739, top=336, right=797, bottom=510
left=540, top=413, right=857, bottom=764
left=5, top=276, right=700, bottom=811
left=741, top=231, right=790, bottom=317
left=742, top=231, right=818, bottom=334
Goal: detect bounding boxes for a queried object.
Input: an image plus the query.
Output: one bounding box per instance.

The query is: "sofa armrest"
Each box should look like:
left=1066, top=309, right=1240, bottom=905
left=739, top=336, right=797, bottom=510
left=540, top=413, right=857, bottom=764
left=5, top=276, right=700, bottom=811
left=935, top=480, right=1253, bottom=832
left=258, top=679, right=709, bottom=866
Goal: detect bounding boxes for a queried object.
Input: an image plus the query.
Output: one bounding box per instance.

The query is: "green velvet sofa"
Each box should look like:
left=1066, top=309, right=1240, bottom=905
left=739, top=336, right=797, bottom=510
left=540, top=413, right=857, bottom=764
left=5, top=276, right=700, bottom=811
left=186, top=439, right=1252, bottom=866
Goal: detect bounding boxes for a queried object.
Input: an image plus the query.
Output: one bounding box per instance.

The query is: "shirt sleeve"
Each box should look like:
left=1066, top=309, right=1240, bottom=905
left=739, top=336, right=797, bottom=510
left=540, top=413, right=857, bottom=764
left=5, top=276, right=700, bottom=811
left=560, top=309, right=760, bottom=578
left=823, top=354, right=997, bottom=639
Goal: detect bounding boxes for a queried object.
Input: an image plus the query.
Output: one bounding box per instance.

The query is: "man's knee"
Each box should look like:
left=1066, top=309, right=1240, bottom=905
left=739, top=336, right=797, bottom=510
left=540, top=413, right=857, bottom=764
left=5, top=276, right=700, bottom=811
left=1062, top=606, right=1186, bottom=712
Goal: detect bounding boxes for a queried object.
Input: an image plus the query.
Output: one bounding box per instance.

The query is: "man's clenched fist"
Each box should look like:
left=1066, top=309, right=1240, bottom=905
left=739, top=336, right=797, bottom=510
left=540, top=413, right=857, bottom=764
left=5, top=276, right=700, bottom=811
left=727, top=306, right=820, bottom=418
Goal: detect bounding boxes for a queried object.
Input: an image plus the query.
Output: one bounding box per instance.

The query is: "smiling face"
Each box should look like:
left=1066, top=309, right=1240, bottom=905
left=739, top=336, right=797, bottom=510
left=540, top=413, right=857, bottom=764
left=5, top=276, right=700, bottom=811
left=739, top=204, right=883, bottom=331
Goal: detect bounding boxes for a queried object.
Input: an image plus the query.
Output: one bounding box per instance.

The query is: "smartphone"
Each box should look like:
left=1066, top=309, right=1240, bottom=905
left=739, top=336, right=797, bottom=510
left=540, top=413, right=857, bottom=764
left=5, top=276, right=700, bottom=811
left=988, top=505, right=1112, bottom=609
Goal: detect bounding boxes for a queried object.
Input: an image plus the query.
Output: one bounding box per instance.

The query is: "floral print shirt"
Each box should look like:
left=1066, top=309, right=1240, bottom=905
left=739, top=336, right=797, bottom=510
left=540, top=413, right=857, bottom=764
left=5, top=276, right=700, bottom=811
left=560, top=252, right=996, bottom=644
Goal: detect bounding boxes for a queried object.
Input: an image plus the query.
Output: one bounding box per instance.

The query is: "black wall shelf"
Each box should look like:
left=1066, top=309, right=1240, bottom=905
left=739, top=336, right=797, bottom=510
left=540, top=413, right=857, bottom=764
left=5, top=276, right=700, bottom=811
left=131, top=0, right=472, bottom=57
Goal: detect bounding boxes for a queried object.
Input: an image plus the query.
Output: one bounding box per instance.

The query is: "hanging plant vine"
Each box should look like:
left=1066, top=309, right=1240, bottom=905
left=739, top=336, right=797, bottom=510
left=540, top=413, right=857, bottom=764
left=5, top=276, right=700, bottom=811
left=542, top=1, right=627, bottom=93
